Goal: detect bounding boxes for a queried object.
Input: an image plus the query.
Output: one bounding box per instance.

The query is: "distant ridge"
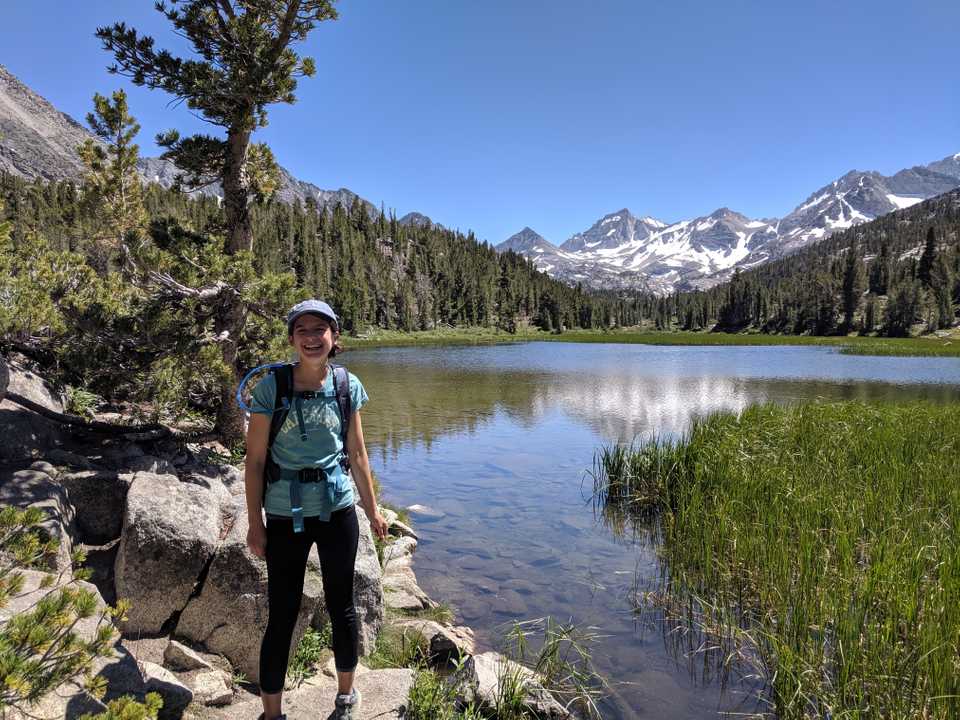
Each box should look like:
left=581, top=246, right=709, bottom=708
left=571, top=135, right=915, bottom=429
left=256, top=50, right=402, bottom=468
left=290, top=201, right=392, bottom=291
left=495, top=155, right=960, bottom=293
left=0, top=63, right=378, bottom=215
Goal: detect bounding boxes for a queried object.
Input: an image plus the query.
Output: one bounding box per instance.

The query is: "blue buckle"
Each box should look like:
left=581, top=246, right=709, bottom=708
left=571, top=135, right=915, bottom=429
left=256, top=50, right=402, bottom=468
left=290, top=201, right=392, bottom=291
left=291, top=506, right=304, bottom=533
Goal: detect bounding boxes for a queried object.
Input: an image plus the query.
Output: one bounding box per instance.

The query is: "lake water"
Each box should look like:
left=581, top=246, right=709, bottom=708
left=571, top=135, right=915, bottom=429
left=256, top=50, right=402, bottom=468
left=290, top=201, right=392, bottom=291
left=343, top=342, right=960, bottom=719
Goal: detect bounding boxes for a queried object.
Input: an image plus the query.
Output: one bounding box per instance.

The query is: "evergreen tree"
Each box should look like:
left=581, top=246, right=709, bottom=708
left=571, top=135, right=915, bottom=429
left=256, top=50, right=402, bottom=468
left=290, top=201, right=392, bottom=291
left=840, top=242, right=863, bottom=332
left=0, top=506, right=162, bottom=717
left=917, top=227, right=937, bottom=288
left=863, top=295, right=878, bottom=334
left=930, top=253, right=955, bottom=329
left=884, top=280, right=923, bottom=337
left=96, top=1, right=338, bottom=443
left=868, top=241, right=892, bottom=295
left=77, top=90, right=147, bottom=273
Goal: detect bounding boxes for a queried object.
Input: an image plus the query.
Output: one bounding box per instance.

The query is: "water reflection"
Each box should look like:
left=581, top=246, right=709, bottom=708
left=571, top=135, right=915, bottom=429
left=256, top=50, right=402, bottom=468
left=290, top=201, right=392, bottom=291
left=346, top=343, right=960, bottom=448
left=340, top=343, right=960, bottom=720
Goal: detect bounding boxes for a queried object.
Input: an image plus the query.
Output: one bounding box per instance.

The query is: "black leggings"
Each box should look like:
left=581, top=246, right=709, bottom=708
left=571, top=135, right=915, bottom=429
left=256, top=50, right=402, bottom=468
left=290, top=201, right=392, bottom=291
left=259, top=506, right=360, bottom=693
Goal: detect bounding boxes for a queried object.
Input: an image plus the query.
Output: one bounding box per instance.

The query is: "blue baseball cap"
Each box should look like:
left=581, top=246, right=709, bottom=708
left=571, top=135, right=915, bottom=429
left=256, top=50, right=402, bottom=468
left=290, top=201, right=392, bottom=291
left=286, top=299, right=340, bottom=334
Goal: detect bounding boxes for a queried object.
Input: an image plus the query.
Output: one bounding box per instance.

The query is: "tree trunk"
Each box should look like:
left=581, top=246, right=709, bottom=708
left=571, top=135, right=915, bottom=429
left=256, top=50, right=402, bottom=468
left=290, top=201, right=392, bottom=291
left=0, top=354, right=8, bottom=405
left=223, top=126, right=253, bottom=254
left=216, top=123, right=254, bottom=446
left=214, top=289, right=247, bottom=446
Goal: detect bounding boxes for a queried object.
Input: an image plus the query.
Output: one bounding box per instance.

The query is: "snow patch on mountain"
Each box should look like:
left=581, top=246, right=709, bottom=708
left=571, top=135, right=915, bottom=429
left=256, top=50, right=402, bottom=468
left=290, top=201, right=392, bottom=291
left=497, top=153, right=960, bottom=294
left=886, top=194, right=924, bottom=210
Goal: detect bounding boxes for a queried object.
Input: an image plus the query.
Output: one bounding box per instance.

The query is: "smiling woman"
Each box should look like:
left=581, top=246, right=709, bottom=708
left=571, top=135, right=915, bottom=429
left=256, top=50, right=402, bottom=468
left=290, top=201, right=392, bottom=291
left=242, top=298, right=389, bottom=720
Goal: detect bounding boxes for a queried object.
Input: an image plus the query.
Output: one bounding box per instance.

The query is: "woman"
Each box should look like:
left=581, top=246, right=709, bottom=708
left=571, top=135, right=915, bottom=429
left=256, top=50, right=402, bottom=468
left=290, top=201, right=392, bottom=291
left=244, top=299, right=389, bottom=720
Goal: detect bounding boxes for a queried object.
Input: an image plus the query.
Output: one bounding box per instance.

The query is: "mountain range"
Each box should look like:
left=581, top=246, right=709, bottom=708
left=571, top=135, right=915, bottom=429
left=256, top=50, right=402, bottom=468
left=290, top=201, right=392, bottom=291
left=2, top=62, right=958, bottom=295
left=496, top=156, right=960, bottom=293
left=0, top=63, right=375, bottom=215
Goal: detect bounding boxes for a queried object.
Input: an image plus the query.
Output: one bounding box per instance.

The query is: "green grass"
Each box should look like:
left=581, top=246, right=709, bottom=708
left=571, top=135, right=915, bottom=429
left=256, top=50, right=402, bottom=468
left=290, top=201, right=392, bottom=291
left=405, top=667, right=484, bottom=720
left=389, top=602, right=456, bottom=626
left=286, top=626, right=331, bottom=685
left=380, top=500, right=412, bottom=526
left=65, top=386, right=101, bottom=416
left=592, top=401, right=960, bottom=719
left=365, top=625, right=429, bottom=669
left=343, top=326, right=960, bottom=357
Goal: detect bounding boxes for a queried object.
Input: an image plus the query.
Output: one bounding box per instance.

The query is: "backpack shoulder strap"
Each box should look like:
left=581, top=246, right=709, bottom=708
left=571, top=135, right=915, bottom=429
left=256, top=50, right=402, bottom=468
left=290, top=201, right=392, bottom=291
left=330, top=363, right=352, bottom=468
left=268, top=363, right=294, bottom=451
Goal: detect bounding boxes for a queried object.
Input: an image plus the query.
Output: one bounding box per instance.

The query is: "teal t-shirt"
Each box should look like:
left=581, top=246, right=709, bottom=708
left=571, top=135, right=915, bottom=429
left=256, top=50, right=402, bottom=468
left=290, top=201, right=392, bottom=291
left=250, top=366, right=368, bottom=519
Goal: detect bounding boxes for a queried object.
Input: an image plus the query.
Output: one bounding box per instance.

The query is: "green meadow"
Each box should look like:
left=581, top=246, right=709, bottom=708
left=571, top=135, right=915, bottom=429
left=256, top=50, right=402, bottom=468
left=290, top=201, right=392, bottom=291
left=592, top=401, right=960, bottom=719
left=345, top=327, right=960, bottom=358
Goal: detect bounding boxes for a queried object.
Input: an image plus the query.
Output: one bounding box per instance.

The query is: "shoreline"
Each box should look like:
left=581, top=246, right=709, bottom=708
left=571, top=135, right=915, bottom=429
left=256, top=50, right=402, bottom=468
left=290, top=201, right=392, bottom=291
left=344, top=326, right=960, bottom=358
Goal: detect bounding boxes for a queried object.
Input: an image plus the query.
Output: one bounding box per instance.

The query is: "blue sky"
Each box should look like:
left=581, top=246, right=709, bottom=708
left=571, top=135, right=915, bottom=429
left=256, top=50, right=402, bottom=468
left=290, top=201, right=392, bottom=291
left=2, top=0, right=957, bottom=244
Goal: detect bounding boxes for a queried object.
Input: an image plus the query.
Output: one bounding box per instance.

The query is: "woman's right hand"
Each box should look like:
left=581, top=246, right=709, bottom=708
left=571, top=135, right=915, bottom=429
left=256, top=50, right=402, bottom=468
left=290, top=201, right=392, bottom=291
left=247, top=521, right=267, bottom=559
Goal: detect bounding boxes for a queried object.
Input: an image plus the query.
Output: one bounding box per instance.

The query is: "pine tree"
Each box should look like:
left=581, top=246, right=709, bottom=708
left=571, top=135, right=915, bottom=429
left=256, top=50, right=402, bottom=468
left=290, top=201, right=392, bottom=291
left=0, top=506, right=161, bottom=717
left=884, top=280, right=923, bottom=337
left=77, top=90, right=147, bottom=273
left=840, top=242, right=863, bottom=333
left=96, top=1, right=338, bottom=444
left=917, top=227, right=937, bottom=288
left=930, top=253, right=955, bottom=329
left=863, top=295, right=878, bottom=334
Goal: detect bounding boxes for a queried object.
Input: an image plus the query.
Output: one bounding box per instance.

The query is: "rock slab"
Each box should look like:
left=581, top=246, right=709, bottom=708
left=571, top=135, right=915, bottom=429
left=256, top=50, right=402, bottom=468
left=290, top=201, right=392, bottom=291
left=114, top=473, right=222, bottom=634
left=176, top=501, right=322, bottom=685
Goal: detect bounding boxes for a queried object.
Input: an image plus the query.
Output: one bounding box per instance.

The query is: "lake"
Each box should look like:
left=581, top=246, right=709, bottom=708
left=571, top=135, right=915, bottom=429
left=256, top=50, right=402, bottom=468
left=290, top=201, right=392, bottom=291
left=343, top=342, right=960, bottom=719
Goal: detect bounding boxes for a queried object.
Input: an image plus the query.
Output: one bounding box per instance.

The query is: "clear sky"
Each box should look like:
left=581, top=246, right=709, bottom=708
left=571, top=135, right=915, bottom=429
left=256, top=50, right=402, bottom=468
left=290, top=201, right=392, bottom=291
left=2, top=0, right=958, bottom=244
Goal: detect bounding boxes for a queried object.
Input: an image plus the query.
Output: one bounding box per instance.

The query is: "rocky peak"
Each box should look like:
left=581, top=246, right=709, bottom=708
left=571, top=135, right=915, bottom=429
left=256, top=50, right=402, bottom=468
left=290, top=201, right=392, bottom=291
left=497, top=227, right=555, bottom=254
left=926, top=151, right=960, bottom=180
left=0, top=63, right=92, bottom=181
left=559, top=208, right=666, bottom=253
left=398, top=212, right=433, bottom=227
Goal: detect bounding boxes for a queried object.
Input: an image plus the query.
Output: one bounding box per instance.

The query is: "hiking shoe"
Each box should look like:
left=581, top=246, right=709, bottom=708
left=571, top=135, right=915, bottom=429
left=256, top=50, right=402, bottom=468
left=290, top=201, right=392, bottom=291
left=334, top=688, right=361, bottom=719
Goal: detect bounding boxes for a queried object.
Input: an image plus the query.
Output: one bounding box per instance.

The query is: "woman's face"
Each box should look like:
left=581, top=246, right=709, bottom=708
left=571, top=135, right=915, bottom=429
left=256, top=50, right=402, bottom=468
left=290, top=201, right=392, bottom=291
left=289, top=313, right=337, bottom=361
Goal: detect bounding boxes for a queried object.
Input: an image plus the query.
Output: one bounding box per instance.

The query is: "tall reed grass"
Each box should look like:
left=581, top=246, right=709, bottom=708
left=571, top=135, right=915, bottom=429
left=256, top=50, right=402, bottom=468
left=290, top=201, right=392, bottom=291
left=593, top=401, right=960, bottom=719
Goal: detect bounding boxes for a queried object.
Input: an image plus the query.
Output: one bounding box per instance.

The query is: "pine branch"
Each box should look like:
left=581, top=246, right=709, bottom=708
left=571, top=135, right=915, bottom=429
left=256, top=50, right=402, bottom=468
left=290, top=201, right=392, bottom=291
left=2, top=392, right=212, bottom=441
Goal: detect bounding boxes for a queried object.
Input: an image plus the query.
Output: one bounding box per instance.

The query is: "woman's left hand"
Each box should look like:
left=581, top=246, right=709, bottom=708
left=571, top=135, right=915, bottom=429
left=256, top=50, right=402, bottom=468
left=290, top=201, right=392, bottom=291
left=368, top=511, right=389, bottom=540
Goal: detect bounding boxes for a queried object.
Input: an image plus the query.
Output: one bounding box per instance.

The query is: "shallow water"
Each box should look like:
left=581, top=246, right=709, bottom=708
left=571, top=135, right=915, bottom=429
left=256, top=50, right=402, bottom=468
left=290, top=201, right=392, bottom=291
left=343, top=342, right=960, bottom=719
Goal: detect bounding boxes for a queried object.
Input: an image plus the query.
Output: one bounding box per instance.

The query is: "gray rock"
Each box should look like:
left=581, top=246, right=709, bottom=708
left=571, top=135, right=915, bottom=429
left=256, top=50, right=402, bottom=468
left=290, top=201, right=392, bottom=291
left=58, top=470, right=131, bottom=544
left=115, top=473, right=222, bottom=634
left=175, top=500, right=322, bottom=685
left=29, top=460, right=58, bottom=477
left=390, top=519, right=419, bottom=540
left=384, top=535, right=418, bottom=562
left=46, top=448, right=97, bottom=469
left=191, top=670, right=233, bottom=706
left=394, top=619, right=475, bottom=664
left=380, top=506, right=398, bottom=526
left=208, top=668, right=413, bottom=719
left=459, top=651, right=571, bottom=719
left=0, top=359, right=70, bottom=461
left=382, top=565, right=431, bottom=612
left=163, top=639, right=213, bottom=672
left=0, top=466, right=76, bottom=573
left=141, top=661, right=193, bottom=719
left=123, top=455, right=177, bottom=476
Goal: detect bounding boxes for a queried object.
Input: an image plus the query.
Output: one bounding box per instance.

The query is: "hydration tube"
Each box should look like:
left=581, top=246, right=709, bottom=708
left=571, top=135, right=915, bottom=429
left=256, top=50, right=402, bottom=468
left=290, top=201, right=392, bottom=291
left=235, top=361, right=289, bottom=413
